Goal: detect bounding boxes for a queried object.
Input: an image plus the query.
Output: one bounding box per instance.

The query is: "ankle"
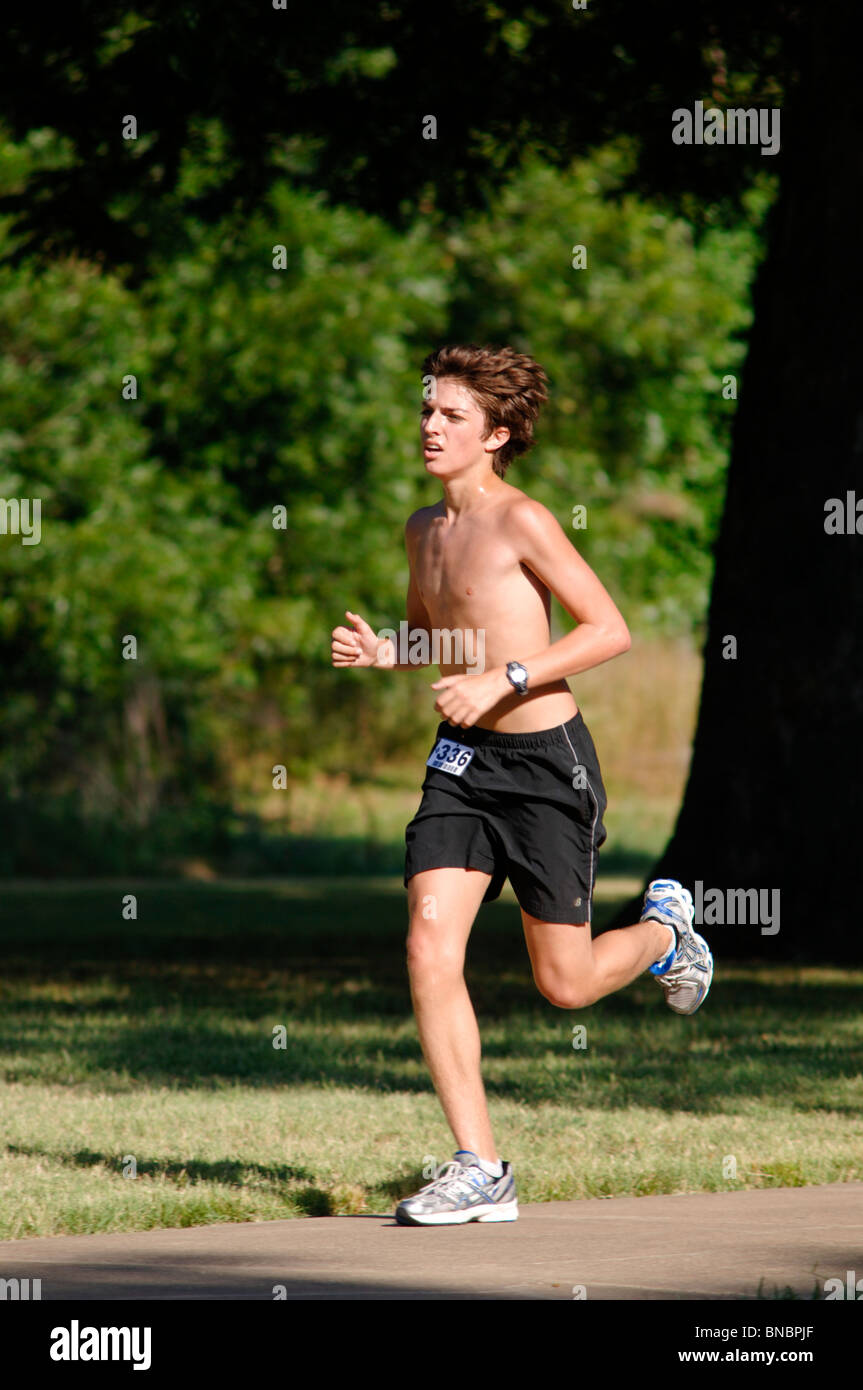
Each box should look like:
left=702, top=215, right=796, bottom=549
left=652, top=921, right=677, bottom=963
left=454, top=1147, right=501, bottom=1173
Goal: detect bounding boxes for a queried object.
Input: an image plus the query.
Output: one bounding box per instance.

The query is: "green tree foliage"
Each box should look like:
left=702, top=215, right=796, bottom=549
left=0, top=125, right=764, bottom=850
left=446, top=146, right=768, bottom=630
left=0, top=4, right=792, bottom=262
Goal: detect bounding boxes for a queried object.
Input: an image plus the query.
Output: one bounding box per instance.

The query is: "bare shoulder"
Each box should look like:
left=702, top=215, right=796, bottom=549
left=405, top=503, right=442, bottom=544
left=500, top=489, right=563, bottom=546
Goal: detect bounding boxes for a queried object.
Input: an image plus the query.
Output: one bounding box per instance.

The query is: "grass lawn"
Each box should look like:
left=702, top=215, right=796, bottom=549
left=1, top=878, right=861, bottom=1240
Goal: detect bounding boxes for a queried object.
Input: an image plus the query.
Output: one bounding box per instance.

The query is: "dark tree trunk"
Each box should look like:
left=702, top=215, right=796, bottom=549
left=609, top=7, right=863, bottom=961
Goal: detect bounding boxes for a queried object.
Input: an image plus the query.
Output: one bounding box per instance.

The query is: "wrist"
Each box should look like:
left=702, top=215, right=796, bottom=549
left=504, top=660, right=530, bottom=695
left=373, top=638, right=395, bottom=669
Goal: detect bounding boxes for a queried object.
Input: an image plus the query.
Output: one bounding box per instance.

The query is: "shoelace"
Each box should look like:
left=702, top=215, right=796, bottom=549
left=418, top=1160, right=488, bottom=1198
left=662, top=934, right=707, bottom=987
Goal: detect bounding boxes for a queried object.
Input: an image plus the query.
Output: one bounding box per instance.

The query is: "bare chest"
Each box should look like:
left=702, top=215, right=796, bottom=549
left=415, top=519, right=526, bottom=622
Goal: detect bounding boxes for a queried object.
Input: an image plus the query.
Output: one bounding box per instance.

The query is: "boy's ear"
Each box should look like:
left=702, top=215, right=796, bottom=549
left=484, top=425, right=510, bottom=452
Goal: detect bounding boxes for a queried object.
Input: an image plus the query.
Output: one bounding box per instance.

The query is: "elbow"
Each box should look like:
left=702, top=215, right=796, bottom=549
left=613, top=624, right=631, bottom=656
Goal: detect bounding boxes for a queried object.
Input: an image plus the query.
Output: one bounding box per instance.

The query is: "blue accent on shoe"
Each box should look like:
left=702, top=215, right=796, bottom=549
left=648, top=940, right=677, bottom=976
left=647, top=893, right=680, bottom=918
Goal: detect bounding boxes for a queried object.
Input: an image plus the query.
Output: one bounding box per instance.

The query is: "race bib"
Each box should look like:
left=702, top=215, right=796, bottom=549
left=426, top=738, right=475, bottom=777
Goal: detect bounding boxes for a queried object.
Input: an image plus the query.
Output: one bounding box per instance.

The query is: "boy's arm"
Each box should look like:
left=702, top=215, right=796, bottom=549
left=505, top=497, right=631, bottom=688
left=431, top=498, right=630, bottom=722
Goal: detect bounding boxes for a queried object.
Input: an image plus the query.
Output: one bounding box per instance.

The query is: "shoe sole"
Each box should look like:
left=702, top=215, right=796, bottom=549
left=394, top=1200, right=519, bottom=1226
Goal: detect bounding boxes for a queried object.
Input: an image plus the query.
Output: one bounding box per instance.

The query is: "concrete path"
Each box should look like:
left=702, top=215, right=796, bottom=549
left=1, top=1183, right=861, bottom=1300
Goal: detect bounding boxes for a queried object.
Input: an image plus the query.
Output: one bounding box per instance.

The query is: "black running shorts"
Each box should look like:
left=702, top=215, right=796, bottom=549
left=404, top=712, right=608, bottom=925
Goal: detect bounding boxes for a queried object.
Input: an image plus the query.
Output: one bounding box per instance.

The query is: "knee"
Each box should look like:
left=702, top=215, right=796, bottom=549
left=534, top=970, right=596, bottom=1011
left=406, top=928, right=465, bottom=987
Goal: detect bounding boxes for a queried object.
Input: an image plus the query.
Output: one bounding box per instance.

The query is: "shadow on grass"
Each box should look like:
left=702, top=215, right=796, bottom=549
left=3, top=1144, right=345, bottom=1217
left=2, top=1000, right=862, bottom=1115
left=5, top=1144, right=315, bottom=1188
left=1, top=881, right=862, bottom=1115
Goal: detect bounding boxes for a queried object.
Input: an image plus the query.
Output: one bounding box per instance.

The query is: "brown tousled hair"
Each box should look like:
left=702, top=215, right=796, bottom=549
left=421, top=343, right=549, bottom=478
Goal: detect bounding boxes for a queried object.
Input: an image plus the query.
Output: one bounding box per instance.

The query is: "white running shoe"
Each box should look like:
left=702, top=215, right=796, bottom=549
left=394, top=1151, right=518, bottom=1226
left=644, top=878, right=713, bottom=1015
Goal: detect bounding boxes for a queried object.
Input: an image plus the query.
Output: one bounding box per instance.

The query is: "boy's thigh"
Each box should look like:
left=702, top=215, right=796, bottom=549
left=406, top=866, right=493, bottom=965
left=520, top=910, right=594, bottom=993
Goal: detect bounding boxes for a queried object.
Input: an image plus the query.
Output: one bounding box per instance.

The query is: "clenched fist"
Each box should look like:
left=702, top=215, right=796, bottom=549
left=331, top=610, right=391, bottom=668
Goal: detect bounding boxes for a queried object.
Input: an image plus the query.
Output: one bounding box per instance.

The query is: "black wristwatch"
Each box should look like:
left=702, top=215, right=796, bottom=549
left=505, top=661, right=529, bottom=696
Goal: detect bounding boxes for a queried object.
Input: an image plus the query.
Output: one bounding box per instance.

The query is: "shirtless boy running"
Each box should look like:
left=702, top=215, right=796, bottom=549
left=331, top=344, right=713, bottom=1226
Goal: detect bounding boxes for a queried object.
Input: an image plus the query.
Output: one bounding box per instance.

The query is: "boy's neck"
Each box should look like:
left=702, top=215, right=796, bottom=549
left=440, top=466, right=508, bottom=518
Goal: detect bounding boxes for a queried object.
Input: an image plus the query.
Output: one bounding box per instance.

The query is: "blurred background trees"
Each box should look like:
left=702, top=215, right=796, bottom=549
left=9, top=5, right=856, bottom=961
left=0, top=116, right=766, bottom=876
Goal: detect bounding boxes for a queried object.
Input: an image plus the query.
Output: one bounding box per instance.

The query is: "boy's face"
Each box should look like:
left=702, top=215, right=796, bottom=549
left=420, top=377, right=509, bottom=478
